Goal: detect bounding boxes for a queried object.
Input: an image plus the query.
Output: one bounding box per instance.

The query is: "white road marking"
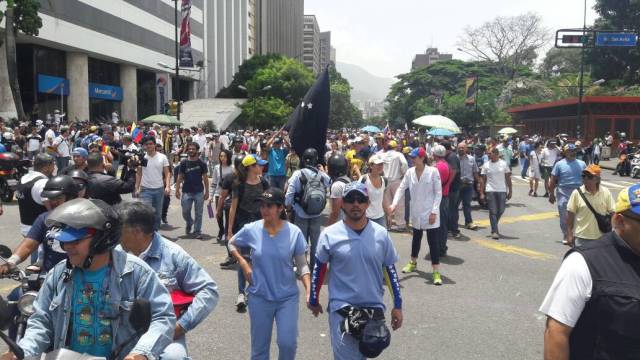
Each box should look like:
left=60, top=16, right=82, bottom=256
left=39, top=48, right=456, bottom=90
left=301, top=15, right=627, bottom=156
left=601, top=180, right=626, bottom=189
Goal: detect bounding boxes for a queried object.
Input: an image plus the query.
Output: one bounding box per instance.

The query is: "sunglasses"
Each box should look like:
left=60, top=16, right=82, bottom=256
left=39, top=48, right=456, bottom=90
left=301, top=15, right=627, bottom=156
left=582, top=173, right=596, bottom=179
left=343, top=193, right=369, bottom=204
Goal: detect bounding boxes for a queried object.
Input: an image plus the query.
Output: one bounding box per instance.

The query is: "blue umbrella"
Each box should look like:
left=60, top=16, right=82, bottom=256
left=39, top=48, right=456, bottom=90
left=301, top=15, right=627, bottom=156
left=361, top=125, right=382, bottom=133
left=428, top=128, right=455, bottom=136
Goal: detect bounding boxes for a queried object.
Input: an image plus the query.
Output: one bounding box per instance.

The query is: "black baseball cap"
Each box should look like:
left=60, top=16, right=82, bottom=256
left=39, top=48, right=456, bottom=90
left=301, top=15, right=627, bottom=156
left=256, top=187, right=285, bottom=206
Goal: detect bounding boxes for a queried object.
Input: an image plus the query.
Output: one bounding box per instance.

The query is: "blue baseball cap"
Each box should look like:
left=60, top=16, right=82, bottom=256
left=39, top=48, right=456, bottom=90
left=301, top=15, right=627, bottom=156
left=564, top=143, right=576, bottom=151
left=71, top=147, right=89, bottom=158
left=52, top=225, right=94, bottom=242
left=342, top=181, right=368, bottom=198
left=615, top=183, right=640, bottom=216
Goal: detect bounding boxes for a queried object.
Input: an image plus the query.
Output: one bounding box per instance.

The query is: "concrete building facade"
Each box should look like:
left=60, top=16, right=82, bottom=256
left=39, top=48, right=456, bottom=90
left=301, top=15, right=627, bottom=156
left=0, top=0, right=205, bottom=122
left=319, top=31, right=334, bottom=71
left=257, top=0, right=304, bottom=59
left=411, top=48, right=453, bottom=70
left=303, top=15, right=320, bottom=75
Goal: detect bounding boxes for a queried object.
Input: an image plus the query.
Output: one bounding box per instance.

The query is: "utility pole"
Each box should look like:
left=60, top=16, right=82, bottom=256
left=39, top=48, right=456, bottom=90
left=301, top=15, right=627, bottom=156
left=174, top=0, right=181, bottom=121
left=576, top=0, right=587, bottom=138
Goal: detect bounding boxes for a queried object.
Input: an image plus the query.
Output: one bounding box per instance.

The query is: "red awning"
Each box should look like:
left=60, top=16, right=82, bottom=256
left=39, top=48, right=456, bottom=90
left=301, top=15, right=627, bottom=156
left=507, top=96, right=640, bottom=114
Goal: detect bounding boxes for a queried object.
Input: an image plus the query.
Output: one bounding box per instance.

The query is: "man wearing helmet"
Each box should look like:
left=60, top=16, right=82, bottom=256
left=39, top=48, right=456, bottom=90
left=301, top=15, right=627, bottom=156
left=0, top=198, right=176, bottom=360
left=326, top=153, right=351, bottom=226
left=285, top=148, right=331, bottom=270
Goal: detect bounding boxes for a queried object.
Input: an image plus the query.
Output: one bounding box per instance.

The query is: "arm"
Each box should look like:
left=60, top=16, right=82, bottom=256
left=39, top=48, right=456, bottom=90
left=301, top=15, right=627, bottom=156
left=566, top=212, right=575, bottom=246
left=175, top=173, right=183, bottom=199
left=431, top=170, right=442, bottom=217
left=202, top=172, right=209, bottom=201
left=227, top=197, right=239, bottom=240
left=383, top=264, right=403, bottom=330
left=216, top=189, right=229, bottom=217
left=163, top=165, right=172, bottom=195
left=135, top=166, right=142, bottom=196
left=307, top=259, right=327, bottom=316
left=389, top=173, right=408, bottom=211
left=543, top=317, right=572, bottom=360
left=549, top=175, right=558, bottom=204
left=505, top=171, right=512, bottom=200
left=174, top=253, right=219, bottom=335
left=229, top=235, right=252, bottom=284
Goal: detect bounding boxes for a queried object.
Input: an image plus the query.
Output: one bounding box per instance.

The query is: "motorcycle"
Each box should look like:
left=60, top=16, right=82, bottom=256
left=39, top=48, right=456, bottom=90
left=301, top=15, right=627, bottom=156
left=631, top=153, right=640, bottom=178
left=0, top=153, right=30, bottom=202
left=0, top=245, right=46, bottom=342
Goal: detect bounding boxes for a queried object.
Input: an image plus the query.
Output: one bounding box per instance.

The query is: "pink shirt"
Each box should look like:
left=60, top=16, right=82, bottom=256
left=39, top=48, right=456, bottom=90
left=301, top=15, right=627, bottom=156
left=436, top=160, right=451, bottom=196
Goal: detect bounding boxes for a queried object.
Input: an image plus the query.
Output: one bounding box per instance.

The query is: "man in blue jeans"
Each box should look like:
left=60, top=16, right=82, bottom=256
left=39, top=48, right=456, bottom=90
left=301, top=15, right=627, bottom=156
left=175, top=142, right=209, bottom=239
left=457, top=143, right=481, bottom=230
left=549, top=143, right=586, bottom=244
left=135, top=135, right=171, bottom=230
left=265, top=131, right=290, bottom=190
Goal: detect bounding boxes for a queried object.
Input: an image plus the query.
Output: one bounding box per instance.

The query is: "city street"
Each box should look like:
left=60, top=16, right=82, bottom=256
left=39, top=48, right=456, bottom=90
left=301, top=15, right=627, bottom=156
left=0, top=169, right=633, bottom=359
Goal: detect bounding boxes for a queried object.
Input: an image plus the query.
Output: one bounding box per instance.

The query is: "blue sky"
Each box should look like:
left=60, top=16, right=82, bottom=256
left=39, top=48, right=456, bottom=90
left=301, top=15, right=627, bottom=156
left=305, top=0, right=598, bottom=78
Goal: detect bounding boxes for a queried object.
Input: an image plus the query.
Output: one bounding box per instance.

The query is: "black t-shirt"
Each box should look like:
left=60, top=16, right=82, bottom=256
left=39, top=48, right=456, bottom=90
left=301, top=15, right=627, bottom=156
left=26, top=212, right=67, bottom=272
left=179, top=159, right=208, bottom=193
left=232, top=180, right=268, bottom=214
left=221, top=173, right=234, bottom=209
left=445, top=151, right=462, bottom=192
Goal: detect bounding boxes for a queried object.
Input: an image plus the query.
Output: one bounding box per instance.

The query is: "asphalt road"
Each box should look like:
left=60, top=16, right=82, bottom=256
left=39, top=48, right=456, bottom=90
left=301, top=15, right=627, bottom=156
left=0, top=169, right=636, bottom=359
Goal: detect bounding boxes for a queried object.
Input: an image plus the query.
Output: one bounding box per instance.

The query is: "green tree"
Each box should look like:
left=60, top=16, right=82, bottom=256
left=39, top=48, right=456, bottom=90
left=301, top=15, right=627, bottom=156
left=587, top=0, right=640, bottom=85
left=216, top=53, right=283, bottom=98
left=245, top=57, right=314, bottom=108
left=328, top=64, right=363, bottom=129
left=1, top=0, right=42, bottom=121
left=540, top=48, right=582, bottom=78
left=238, top=97, right=293, bottom=129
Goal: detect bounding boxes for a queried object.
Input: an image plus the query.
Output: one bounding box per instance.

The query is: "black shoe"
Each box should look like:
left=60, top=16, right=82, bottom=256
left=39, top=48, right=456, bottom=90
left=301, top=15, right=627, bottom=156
left=543, top=192, right=549, bottom=198
left=219, top=257, right=237, bottom=268
left=216, top=234, right=222, bottom=243
left=162, top=217, right=169, bottom=224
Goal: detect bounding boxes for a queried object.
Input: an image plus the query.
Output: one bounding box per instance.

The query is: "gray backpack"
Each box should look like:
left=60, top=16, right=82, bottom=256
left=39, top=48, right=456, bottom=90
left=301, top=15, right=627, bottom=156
left=297, top=168, right=327, bottom=215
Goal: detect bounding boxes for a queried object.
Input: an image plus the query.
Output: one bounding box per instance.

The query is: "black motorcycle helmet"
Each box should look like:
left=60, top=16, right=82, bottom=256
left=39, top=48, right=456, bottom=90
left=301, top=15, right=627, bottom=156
left=233, top=154, right=245, bottom=169
left=40, top=175, right=79, bottom=201
left=68, top=169, right=89, bottom=192
left=46, top=198, right=119, bottom=269
left=327, top=154, right=348, bottom=178
left=302, top=148, right=319, bottom=167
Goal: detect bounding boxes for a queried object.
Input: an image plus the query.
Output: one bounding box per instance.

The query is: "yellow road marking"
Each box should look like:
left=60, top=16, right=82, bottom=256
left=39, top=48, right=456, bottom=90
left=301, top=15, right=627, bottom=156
left=474, top=211, right=558, bottom=227
left=473, top=239, right=557, bottom=261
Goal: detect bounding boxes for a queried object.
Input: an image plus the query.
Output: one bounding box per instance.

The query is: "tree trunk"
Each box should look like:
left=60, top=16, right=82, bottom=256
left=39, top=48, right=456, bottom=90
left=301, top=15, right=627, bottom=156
left=5, top=6, right=27, bottom=121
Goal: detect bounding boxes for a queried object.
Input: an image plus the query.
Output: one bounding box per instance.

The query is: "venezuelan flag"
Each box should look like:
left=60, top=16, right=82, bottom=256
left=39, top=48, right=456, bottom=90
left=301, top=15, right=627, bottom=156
left=131, top=121, right=143, bottom=143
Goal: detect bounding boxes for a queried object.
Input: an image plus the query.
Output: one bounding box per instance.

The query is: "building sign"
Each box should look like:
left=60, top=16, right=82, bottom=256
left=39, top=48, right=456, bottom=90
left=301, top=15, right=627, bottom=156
left=88, top=83, right=123, bottom=101
left=37, top=74, right=69, bottom=96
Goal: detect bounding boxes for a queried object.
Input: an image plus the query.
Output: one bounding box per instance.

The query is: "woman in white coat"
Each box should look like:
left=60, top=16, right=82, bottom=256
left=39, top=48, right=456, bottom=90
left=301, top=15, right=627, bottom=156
left=389, top=147, right=444, bottom=285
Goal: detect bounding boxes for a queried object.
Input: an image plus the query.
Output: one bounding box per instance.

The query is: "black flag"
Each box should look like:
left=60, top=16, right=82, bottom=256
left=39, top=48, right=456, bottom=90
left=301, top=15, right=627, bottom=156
left=285, top=67, right=330, bottom=163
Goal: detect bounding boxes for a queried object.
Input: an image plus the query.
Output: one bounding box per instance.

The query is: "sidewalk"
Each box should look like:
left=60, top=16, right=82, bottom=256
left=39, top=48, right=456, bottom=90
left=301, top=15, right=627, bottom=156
left=598, top=158, right=617, bottom=171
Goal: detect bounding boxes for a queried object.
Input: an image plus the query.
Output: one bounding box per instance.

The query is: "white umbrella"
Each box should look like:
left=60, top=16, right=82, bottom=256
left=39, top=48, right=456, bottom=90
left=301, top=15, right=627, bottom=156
left=412, top=115, right=461, bottom=133
left=498, top=127, right=518, bottom=135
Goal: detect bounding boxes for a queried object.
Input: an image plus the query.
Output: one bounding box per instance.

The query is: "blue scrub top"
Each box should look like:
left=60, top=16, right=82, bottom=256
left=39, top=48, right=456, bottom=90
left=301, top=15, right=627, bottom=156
left=316, top=220, right=398, bottom=313
left=233, top=220, right=307, bottom=301
left=268, top=148, right=288, bottom=176
left=551, top=158, right=586, bottom=188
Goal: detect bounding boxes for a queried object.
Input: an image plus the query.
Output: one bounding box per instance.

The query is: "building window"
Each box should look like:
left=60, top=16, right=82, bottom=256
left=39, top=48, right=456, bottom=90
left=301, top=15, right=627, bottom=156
left=596, top=118, right=612, bottom=138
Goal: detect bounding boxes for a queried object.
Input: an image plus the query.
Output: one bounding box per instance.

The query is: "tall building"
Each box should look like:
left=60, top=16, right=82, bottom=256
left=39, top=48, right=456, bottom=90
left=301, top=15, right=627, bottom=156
left=303, top=15, right=320, bottom=75
left=206, top=0, right=255, bottom=97
left=411, top=48, right=453, bottom=70
left=257, top=0, right=304, bottom=59
left=0, top=0, right=205, bottom=122
left=319, top=31, right=334, bottom=70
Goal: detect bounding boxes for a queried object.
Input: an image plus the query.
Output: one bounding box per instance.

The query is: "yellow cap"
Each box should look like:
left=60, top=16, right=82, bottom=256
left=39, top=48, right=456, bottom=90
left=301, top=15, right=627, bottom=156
left=389, top=140, right=398, bottom=148
left=615, top=183, right=640, bottom=214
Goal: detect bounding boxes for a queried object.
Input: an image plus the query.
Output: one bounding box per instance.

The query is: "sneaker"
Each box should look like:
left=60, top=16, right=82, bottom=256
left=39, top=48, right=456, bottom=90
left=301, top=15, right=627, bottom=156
left=401, top=261, right=417, bottom=273
left=433, top=271, right=443, bottom=286
left=193, top=233, right=203, bottom=240
left=543, top=192, right=549, bottom=198
left=185, top=225, right=192, bottom=235
left=491, top=232, right=500, bottom=240
left=236, top=293, right=247, bottom=312
left=562, top=240, right=569, bottom=245
left=219, top=257, right=237, bottom=268
left=451, top=231, right=461, bottom=239
left=465, top=223, right=478, bottom=230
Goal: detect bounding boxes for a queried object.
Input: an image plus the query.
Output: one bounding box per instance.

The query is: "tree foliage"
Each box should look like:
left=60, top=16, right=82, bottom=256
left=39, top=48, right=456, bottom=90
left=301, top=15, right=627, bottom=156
left=328, top=64, right=363, bottom=129
left=586, top=0, right=640, bottom=85
left=457, top=13, right=550, bottom=79
left=540, top=48, right=582, bottom=78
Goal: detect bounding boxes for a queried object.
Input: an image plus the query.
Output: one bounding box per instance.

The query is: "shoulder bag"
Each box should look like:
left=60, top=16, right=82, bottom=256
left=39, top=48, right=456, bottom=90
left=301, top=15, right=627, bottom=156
left=577, top=188, right=612, bottom=233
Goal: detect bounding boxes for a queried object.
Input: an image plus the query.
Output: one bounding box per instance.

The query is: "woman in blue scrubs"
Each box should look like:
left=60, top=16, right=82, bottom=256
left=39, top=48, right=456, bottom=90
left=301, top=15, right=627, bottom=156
left=229, top=187, right=311, bottom=360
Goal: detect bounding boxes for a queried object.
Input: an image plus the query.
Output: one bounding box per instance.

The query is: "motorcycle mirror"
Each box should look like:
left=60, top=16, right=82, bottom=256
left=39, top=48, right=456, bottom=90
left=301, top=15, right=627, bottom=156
left=0, top=245, right=11, bottom=259
left=129, top=299, right=151, bottom=333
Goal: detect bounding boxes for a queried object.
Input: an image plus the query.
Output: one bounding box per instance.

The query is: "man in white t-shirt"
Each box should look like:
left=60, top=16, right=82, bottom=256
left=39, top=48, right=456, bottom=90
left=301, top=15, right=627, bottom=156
left=135, top=135, right=171, bottom=230
left=540, top=140, right=561, bottom=197
left=192, top=128, right=208, bottom=161
left=480, top=148, right=512, bottom=239
left=540, top=184, right=640, bottom=359
left=52, top=127, right=71, bottom=173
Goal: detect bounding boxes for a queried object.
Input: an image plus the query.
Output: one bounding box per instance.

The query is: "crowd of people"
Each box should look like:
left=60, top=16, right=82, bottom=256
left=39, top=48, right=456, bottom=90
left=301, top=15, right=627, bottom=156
left=0, top=113, right=637, bottom=359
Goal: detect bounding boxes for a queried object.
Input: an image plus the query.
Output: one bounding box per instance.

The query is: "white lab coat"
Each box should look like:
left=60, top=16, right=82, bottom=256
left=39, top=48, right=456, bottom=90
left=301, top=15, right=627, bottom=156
left=392, top=166, right=442, bottom=230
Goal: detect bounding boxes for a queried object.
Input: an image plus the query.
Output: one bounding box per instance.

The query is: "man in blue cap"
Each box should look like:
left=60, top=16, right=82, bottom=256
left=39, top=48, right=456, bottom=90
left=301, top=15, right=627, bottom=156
left=308, top=181, right=403, bottom=359
left=549, top=143, right=586, bottom=244
left=540, top=183, right=640, bottom=359
left=59, top=147, right=89, bottom=175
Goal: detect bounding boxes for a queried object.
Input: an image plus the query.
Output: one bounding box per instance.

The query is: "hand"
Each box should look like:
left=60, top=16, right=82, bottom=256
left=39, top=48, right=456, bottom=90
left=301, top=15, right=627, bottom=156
left=388, top=204, right=396, bottom=215
left=175, top=190, right=181, bottom=199
left=391, top=308, right=403, bottom=330
left=204, top=192, right=210, bottom=201
left=549, top=193, right=556, bottom=204
left=307, top=295, right=323, bottom=317
left=164, top=186, right=171, bottom=196
left=0, top=263, right=16, bottom=276
left=566, top=234, right=575, bottom=247
left=428, top=213, right=437, bottom=225
left=174, top=324, right=186, bottom=339
left=134, top=188, right=141, bottom=197
left=123, top=354, right=147, bottom=360
left=507, top=190, right=512, bottom=200
left=242, top=267, right=253, bottom=285
left=0, top=352, right=16, bottom=360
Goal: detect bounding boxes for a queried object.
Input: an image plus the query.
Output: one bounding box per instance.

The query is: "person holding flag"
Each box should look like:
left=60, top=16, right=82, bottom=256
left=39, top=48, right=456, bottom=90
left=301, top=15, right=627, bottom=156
left=131, top=121, right=143, bottom=144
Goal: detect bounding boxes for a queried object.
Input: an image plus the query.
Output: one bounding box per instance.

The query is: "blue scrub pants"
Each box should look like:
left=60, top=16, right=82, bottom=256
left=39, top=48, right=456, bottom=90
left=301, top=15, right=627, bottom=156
left=248, top=293, right=299, bottom=360
left=556, top=186, right=578, bottom=239
left=329, top=311, right=365, bottom=360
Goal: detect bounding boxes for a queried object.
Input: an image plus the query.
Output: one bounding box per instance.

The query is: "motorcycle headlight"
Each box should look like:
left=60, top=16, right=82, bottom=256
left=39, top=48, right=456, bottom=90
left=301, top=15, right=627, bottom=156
left=17, top=291, right=37, bottom=316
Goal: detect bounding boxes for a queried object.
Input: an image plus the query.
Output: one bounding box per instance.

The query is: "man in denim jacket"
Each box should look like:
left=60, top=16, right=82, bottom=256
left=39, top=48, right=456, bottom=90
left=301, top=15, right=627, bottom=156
left=116, top=201, right=219, bottom=360
left=1, top=198, right=175, bottom=360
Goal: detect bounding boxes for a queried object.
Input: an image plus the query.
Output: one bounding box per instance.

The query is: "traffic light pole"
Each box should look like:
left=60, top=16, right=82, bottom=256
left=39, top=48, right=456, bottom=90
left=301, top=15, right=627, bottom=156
left=576, top=0, right=587, bottom=137
left=174, top=0, right=181, bottom=121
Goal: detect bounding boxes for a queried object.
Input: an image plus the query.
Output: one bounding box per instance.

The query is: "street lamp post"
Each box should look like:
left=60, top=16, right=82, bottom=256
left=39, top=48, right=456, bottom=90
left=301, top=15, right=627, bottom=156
left=174, top=0, right=181, bottom=121
left=576, top=0, right=588, bottom=138
left=238, top=85, right=272, bottom=129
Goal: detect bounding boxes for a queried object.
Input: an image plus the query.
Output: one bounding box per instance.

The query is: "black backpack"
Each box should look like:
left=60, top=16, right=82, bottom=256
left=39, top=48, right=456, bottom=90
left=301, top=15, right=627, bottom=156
left=296, top=168, right=327, bottom=215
